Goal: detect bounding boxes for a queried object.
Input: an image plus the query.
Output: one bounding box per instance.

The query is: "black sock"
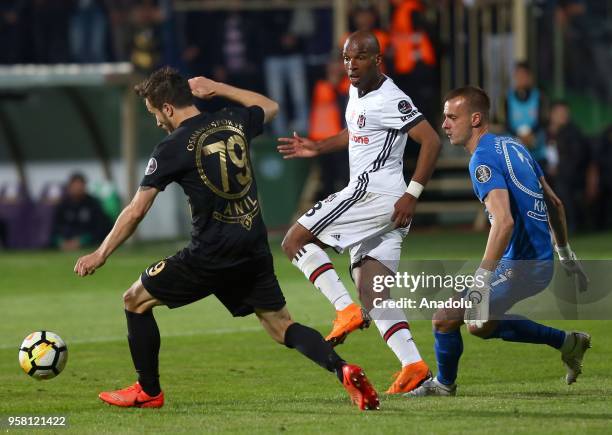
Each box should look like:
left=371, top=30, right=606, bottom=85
left=284, top=323, right=346, bottom=382
left=125, top=310, right=161, bottom=396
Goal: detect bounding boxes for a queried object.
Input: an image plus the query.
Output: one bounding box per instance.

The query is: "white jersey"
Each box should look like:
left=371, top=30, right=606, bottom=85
left=345, top=76, right=424, bottom=197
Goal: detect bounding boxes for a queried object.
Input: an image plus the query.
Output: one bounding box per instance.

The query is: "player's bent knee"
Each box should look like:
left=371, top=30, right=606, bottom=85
left=123, top=280, right=159, bottom=313
left=432, top=309, right=462, bottom=333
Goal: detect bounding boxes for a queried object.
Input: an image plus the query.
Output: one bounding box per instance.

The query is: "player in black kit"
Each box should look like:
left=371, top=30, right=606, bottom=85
left=74, top=67, right=379, bottom=410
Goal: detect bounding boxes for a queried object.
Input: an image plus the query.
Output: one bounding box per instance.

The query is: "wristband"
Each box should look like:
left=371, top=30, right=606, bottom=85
left=555, top=244, right=572, bottom=260
left=406, top=180, right=424, bottom=198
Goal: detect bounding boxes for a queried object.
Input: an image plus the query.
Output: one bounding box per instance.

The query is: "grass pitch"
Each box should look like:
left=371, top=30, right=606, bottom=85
left=1, top=230, right=611, bottom=434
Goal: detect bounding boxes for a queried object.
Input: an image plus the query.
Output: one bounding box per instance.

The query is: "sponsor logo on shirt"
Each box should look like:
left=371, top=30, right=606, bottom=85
left=350, top=132, right=370, bottom=144
left=145, top=158, right=157, bottom=175
left=475, top=165, right=492, bottom=183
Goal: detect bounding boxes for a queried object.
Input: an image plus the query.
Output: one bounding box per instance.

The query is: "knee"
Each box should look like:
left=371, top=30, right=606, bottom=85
left=432, top=318, right=459, bottom=333
left=123, top=284, right=148, bottom=313
left=432, top=309, right=461, bottom=333
left=123, top=287, right=138, bottom=311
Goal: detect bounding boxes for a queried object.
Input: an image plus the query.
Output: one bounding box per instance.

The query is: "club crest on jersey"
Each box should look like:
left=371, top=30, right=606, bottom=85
left=475, top=165, right=492, bottom=183
left=397, top=100, right=412, bottom=114
left=357, top=113, right=366, bottom=128
left=145, top=158, right=157, bottom=175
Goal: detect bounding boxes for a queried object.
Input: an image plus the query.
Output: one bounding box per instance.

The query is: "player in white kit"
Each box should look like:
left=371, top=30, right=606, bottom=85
left=278, top=31, right=441, bottom=394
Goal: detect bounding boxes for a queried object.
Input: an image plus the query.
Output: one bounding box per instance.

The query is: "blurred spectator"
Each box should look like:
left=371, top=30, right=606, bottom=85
left=26, top=0, right=72, bottom=63
left=0, top=1, right=26, bottom=64
left=211, top=9, right=261, bottom=91
left=344, top=4, right=389, bottom=54
left=51, top=173, right=111, bottom=251
left=70, top=0, right=110, bottom=63
left=260, top=9, right=309, bottom=136
left=0, top=218, right=6, bottom=248
left=504, top=62, right=548, bottom=170
left=130, top=0, right=163, bottom=72
left=388, top=0, right=438, bottom=125
left=181, top=9, right=218, bottom=76
left=545, top=101, right=591, bottom=232
left=594, top=125, right=612, bottom=229
left=309, top=60, right=349, bottom=200
left=337, top=4, right=390, bottom=95
left=106, top=0, right=134, bottom=62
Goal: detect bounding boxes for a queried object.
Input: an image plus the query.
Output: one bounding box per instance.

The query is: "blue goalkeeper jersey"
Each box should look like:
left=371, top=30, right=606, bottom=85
left=468, top=133, right=553, bottom=260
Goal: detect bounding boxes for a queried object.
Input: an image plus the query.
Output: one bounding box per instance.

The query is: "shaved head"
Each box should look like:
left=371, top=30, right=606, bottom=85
left=342, top=30, right=383, bottom=93
left=344, top=30, right=381, bottom=55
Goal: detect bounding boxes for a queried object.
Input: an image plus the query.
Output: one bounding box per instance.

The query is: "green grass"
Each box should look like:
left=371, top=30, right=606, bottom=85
left=1, top=230, right=611, bottom=434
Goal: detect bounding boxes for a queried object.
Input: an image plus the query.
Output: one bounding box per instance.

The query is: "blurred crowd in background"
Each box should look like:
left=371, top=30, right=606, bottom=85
left=0, top=0, right=611, bottom=248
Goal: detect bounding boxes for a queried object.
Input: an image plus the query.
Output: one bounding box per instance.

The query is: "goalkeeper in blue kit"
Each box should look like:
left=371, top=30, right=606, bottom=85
left=409, top=86, right=590, bottom=397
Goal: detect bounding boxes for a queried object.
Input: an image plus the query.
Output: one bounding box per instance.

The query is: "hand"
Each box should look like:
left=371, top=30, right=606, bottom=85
left=557, top=247, right=589, bottom=293
left=464, top=268, right=492, bottom=328
left=188, top=76, right=218, bottom=100
left=74, top=251, right=106, bottom=277
left=277, top=132, right=318, bottom=159
left=391, top=193, right=416, bottom=228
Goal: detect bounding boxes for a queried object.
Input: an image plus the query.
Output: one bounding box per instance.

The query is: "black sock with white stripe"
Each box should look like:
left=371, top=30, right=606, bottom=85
left=292, top=243, right=353, bottom=311
left=370, top=307, right=422, bottom=366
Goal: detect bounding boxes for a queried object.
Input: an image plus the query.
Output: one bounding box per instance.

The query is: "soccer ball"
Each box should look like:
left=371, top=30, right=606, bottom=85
left=18, top=331, right=68, bottom=380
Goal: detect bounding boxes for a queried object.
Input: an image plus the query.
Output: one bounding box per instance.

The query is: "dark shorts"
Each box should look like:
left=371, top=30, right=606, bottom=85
left=140, top=251, right=286, bottom=317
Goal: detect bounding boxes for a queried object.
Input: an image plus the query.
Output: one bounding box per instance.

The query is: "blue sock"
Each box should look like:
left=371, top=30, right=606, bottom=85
left=434, top=329, right=463, bottom=386
left=485, top=315, right=566, bottom=349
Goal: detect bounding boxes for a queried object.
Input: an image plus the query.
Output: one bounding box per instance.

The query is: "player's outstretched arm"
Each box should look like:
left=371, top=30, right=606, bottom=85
left=74, top=187, right=159, bottom=277
left=391, top=120, right=441, bottom=227
left=277, top=128, right=349, bottom=159
left=540, top=176, right=588, bottom=291
left=188, top=76, right=279, bottom=124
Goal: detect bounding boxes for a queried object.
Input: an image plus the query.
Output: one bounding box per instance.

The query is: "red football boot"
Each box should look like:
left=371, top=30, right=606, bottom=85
left=99, top=382, right=164, bottom=408
left=341, top=364, right=380, bottom=411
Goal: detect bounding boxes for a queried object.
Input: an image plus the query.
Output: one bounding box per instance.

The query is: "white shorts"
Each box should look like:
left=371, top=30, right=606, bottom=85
left=297, top=186, right=409, bottom=272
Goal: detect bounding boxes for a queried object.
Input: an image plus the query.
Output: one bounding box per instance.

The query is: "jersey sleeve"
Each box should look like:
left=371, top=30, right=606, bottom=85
left=469, top=151, right=507, bottom=202
left=380, top=93, right=424, bottom=132
left=244, top=105, right=265, bottom=140
left=140, top=141, right=183, bottom=191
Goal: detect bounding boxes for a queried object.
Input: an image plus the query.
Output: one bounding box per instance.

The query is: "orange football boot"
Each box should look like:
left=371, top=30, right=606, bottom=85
left=386, top=360, right=432, bottom=394
left=99, top=382, right=164, bottom=408
left=325, top=303, right=371, bottom=346
left=341, top=364, right=380, bottom=410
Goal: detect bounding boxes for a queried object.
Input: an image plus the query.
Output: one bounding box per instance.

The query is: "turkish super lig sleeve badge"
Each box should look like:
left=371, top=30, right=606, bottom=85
left=475, top=164, right=491, bottom=183
left=145, top=158, right=158, bottom=175
left=397, top=100, right=412, bottom=114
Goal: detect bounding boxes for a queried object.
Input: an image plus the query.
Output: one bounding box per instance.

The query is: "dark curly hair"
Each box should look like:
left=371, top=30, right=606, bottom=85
left=134, top=66, right=193, bottom=110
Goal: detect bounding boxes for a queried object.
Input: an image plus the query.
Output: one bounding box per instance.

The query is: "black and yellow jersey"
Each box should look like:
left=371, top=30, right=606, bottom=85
left=140, top=105, right=270, bottom=269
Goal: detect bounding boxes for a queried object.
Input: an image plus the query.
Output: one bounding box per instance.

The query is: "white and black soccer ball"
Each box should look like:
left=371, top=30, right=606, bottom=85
left=18, top=331, right=68, bottom=380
